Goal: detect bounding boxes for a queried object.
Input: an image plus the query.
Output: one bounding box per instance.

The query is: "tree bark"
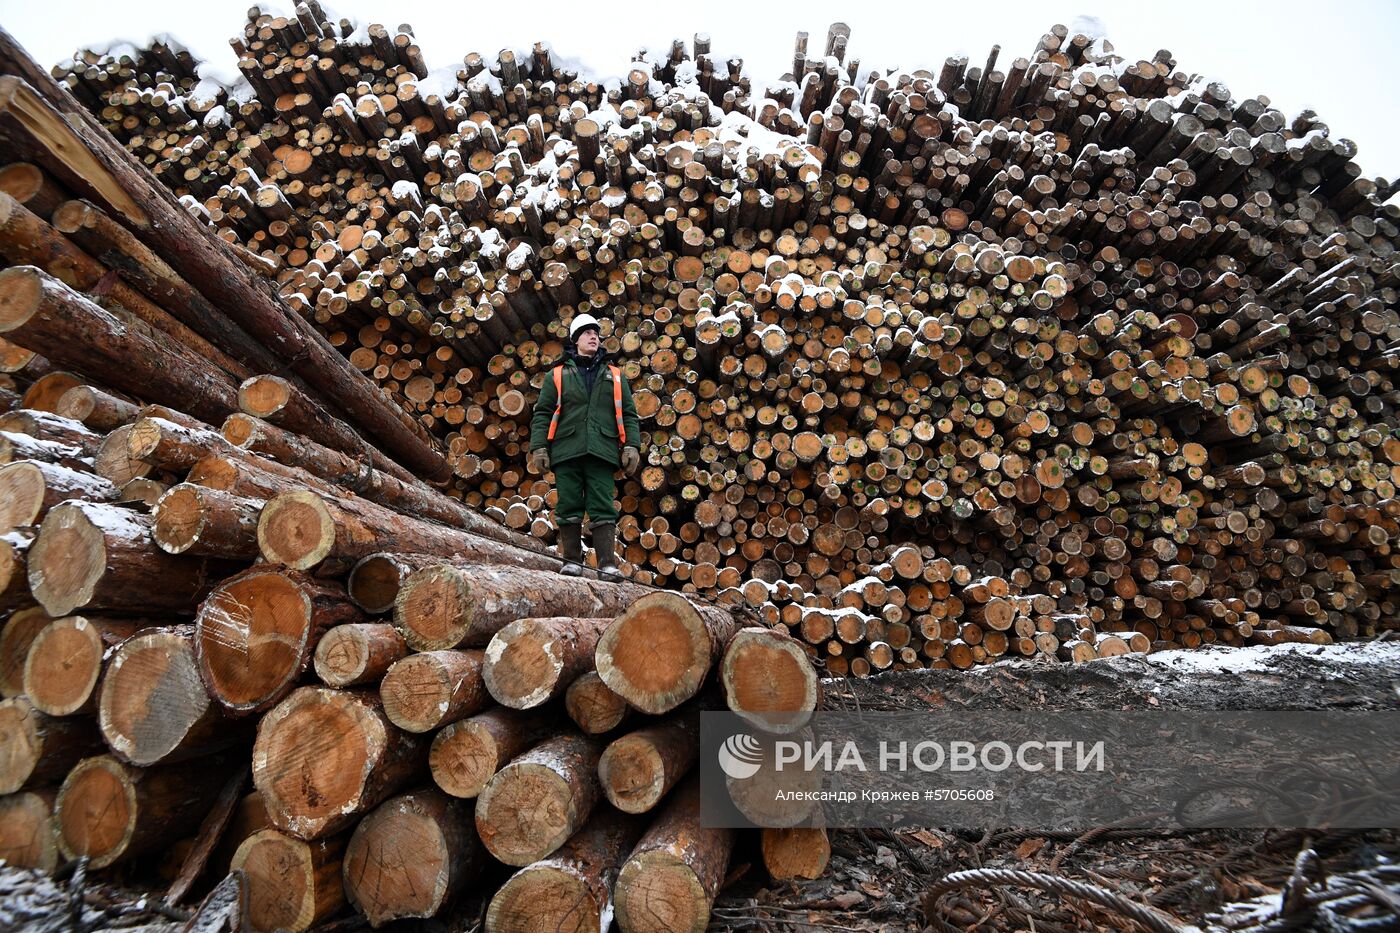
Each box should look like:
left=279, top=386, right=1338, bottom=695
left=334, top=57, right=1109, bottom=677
left=396, top=563, right=645, bottom=651
left=196, top=567, right=365, bottom=716
left=596, top=592, right=742, bottom=715
left=475, top=733, right=604, bottom=866
left=343, top=789, right=484, bottom=925
left=483, top=615, right=613, bottom=709
left=253, top=686, right=426, bottom=840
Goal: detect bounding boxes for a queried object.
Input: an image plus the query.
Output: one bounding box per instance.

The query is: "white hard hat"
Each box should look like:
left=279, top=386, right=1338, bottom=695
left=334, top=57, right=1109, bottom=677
left=569, top=313, right=602, bottom=340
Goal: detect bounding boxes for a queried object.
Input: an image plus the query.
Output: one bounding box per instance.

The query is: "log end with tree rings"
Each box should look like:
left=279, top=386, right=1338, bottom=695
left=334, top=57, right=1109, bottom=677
left=256, top=489, right=336, bottom=570
left=614, top=842, right=726, bottom=933
left=237, top=374, right=293, bottom=419
left=598, top=717, right=698, bottom=814
left=196, top=568, right=328, bottom=715
left=54, top=755, right=137, bottom=868
left=719, top=627, right=820, bottom=733
left=761, top=826, right=831, bottom=880
left=0, top=264, right=42, bottom=331
left=152, top=483, right=260, bottom=560
left=253, top=687, right=421, bottom=841
left=26, top=500, right=120, bottom=616
left=474, top=734, right=602, bottom=867
left=0, top=788, right=60, bottom=872
left=313, top=623, right=407, bottom=689
left=393, top=563, right=471, bottom=651
left=595, top=591, right=729, bottom=715
left=0, top=460, right=45, bottom=529
left=151, top=483, right=210, bottom=554
left=99, top=629, right=227, bottom=766
left=342, top=790, right=479, bottom=925
left=94, top=424, right=151, bottom=487
left=347, top=552, right=414, bottom=614
left=231, top=829, right=346, bottom=933
left=22, top=615, right=138, bottom=716
left=564, top=670, right=629, bottom=735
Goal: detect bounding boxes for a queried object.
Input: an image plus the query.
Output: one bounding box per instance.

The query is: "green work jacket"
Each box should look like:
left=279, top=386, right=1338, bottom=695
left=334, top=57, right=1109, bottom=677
left=529, top=350, right=641, bottom=468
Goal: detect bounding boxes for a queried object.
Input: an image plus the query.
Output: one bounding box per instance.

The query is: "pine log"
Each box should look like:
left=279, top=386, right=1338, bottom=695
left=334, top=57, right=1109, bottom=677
left=396, top=564, right=645, bottom=651
left=313, top=622, right=408, bottom=688
left=343, top=789, right=483, bottom=926
left=0, top=527, right=33, bottom=612
left=93, top=424, right=150, bottom=486
left=117, top=476, right=166, bottom=507
left=720, top=627, right=821, bottom=733
left=253, top=686, right=426, bottom=840
left=28, top=500, right=232, bottom=615
left=0, top=193, right=247, bottom=379
left=486, top=808, right=645, bottom=933
left=238, top=373, right=416, bottom=483
left=54, top=384, right=140, bottom=431
left=231, top=828, right=346, bottom=933
left=483, top=615, right=613, bottom=709
left=152, top=483, right=262, bottom=559
left=0, top=696, right=103, bottom=793
left=51, top=198, right=285, bottom=376
left=429, top=707, right=557, bottom=799
left=0, top=459, right=117, bottom=531
left=0, top=431, right=89, bottom=471
left=225, top=411, right=511, bottom=536
left=596, top=592, right=742, bottom=715
left=23, top=615, right=145, bottom=716
left=0, top=787, right=60, bottom=872
left=0, top=409, right=100, bottom=456
left=613, top=776, right=734, bottom=933
left=55, top=752, right=232, bottom=868
left=761, top=826, right=831, bottom=880
left=188, top=451, right=338, bottom=498
left=127, top=416, right=238, bottom=472
left=475, top=733, right=604, bottom=866
left=379, top=648, right=489, bottom=733
left=599, top=715, right=698, bottom=814
left=99, top=627, right=242, bottom=766
left=0, top=604, right=48, bottom=696
left=257, top=489, right=557, bottom=575
left=0, top=266, right=240, bottom=423
left=196, top=567, right=365, bottom=716
left=0, top=69, right=452, bottom=482
left=565, top=671, right=630, bottom=735
left=346, top=552, right=440, bottom=614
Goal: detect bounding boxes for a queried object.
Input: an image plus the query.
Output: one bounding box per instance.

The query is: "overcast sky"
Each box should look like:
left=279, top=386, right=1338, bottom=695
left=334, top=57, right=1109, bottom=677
left=3, top=0, right=1398, bottom=195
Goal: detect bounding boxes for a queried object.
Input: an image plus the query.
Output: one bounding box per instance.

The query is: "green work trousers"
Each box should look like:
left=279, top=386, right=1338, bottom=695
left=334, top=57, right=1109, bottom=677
left=554, top=454, right=618, bottom=525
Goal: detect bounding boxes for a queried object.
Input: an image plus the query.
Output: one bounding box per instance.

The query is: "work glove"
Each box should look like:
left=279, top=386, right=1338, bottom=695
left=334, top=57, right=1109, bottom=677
left=621, top=446, right=640, bottom=475
left=531, top=448, right=551, bottom=473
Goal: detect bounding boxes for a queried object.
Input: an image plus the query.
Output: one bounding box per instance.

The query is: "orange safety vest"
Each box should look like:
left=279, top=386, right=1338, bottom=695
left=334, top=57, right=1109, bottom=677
left=547, top=363, right=626, bottom=445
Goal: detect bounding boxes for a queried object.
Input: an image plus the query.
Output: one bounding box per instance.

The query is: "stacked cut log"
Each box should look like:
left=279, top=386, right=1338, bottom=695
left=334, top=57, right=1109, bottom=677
left=18, top=10, right=1393, bottom=680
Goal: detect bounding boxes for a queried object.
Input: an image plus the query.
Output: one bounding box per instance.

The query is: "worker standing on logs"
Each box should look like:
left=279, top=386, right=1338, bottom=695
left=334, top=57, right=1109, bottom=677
left=529, top=314, right=641, bottom=578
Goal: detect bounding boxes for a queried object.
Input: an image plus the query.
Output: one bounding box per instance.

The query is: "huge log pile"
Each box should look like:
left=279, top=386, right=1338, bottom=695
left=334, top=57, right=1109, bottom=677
left=17, top=8, right=1395, bottom=678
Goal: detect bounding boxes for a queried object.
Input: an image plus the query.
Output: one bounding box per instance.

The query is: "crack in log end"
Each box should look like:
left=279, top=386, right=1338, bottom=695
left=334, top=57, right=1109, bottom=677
left=0, top=80, right=148, bottom=226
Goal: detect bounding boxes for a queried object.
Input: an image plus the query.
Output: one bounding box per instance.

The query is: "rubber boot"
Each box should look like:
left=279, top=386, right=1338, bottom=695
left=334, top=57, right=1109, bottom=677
left=558, top=522, right=585, bottom=575
left=592, top=522, right=623, bottom=578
